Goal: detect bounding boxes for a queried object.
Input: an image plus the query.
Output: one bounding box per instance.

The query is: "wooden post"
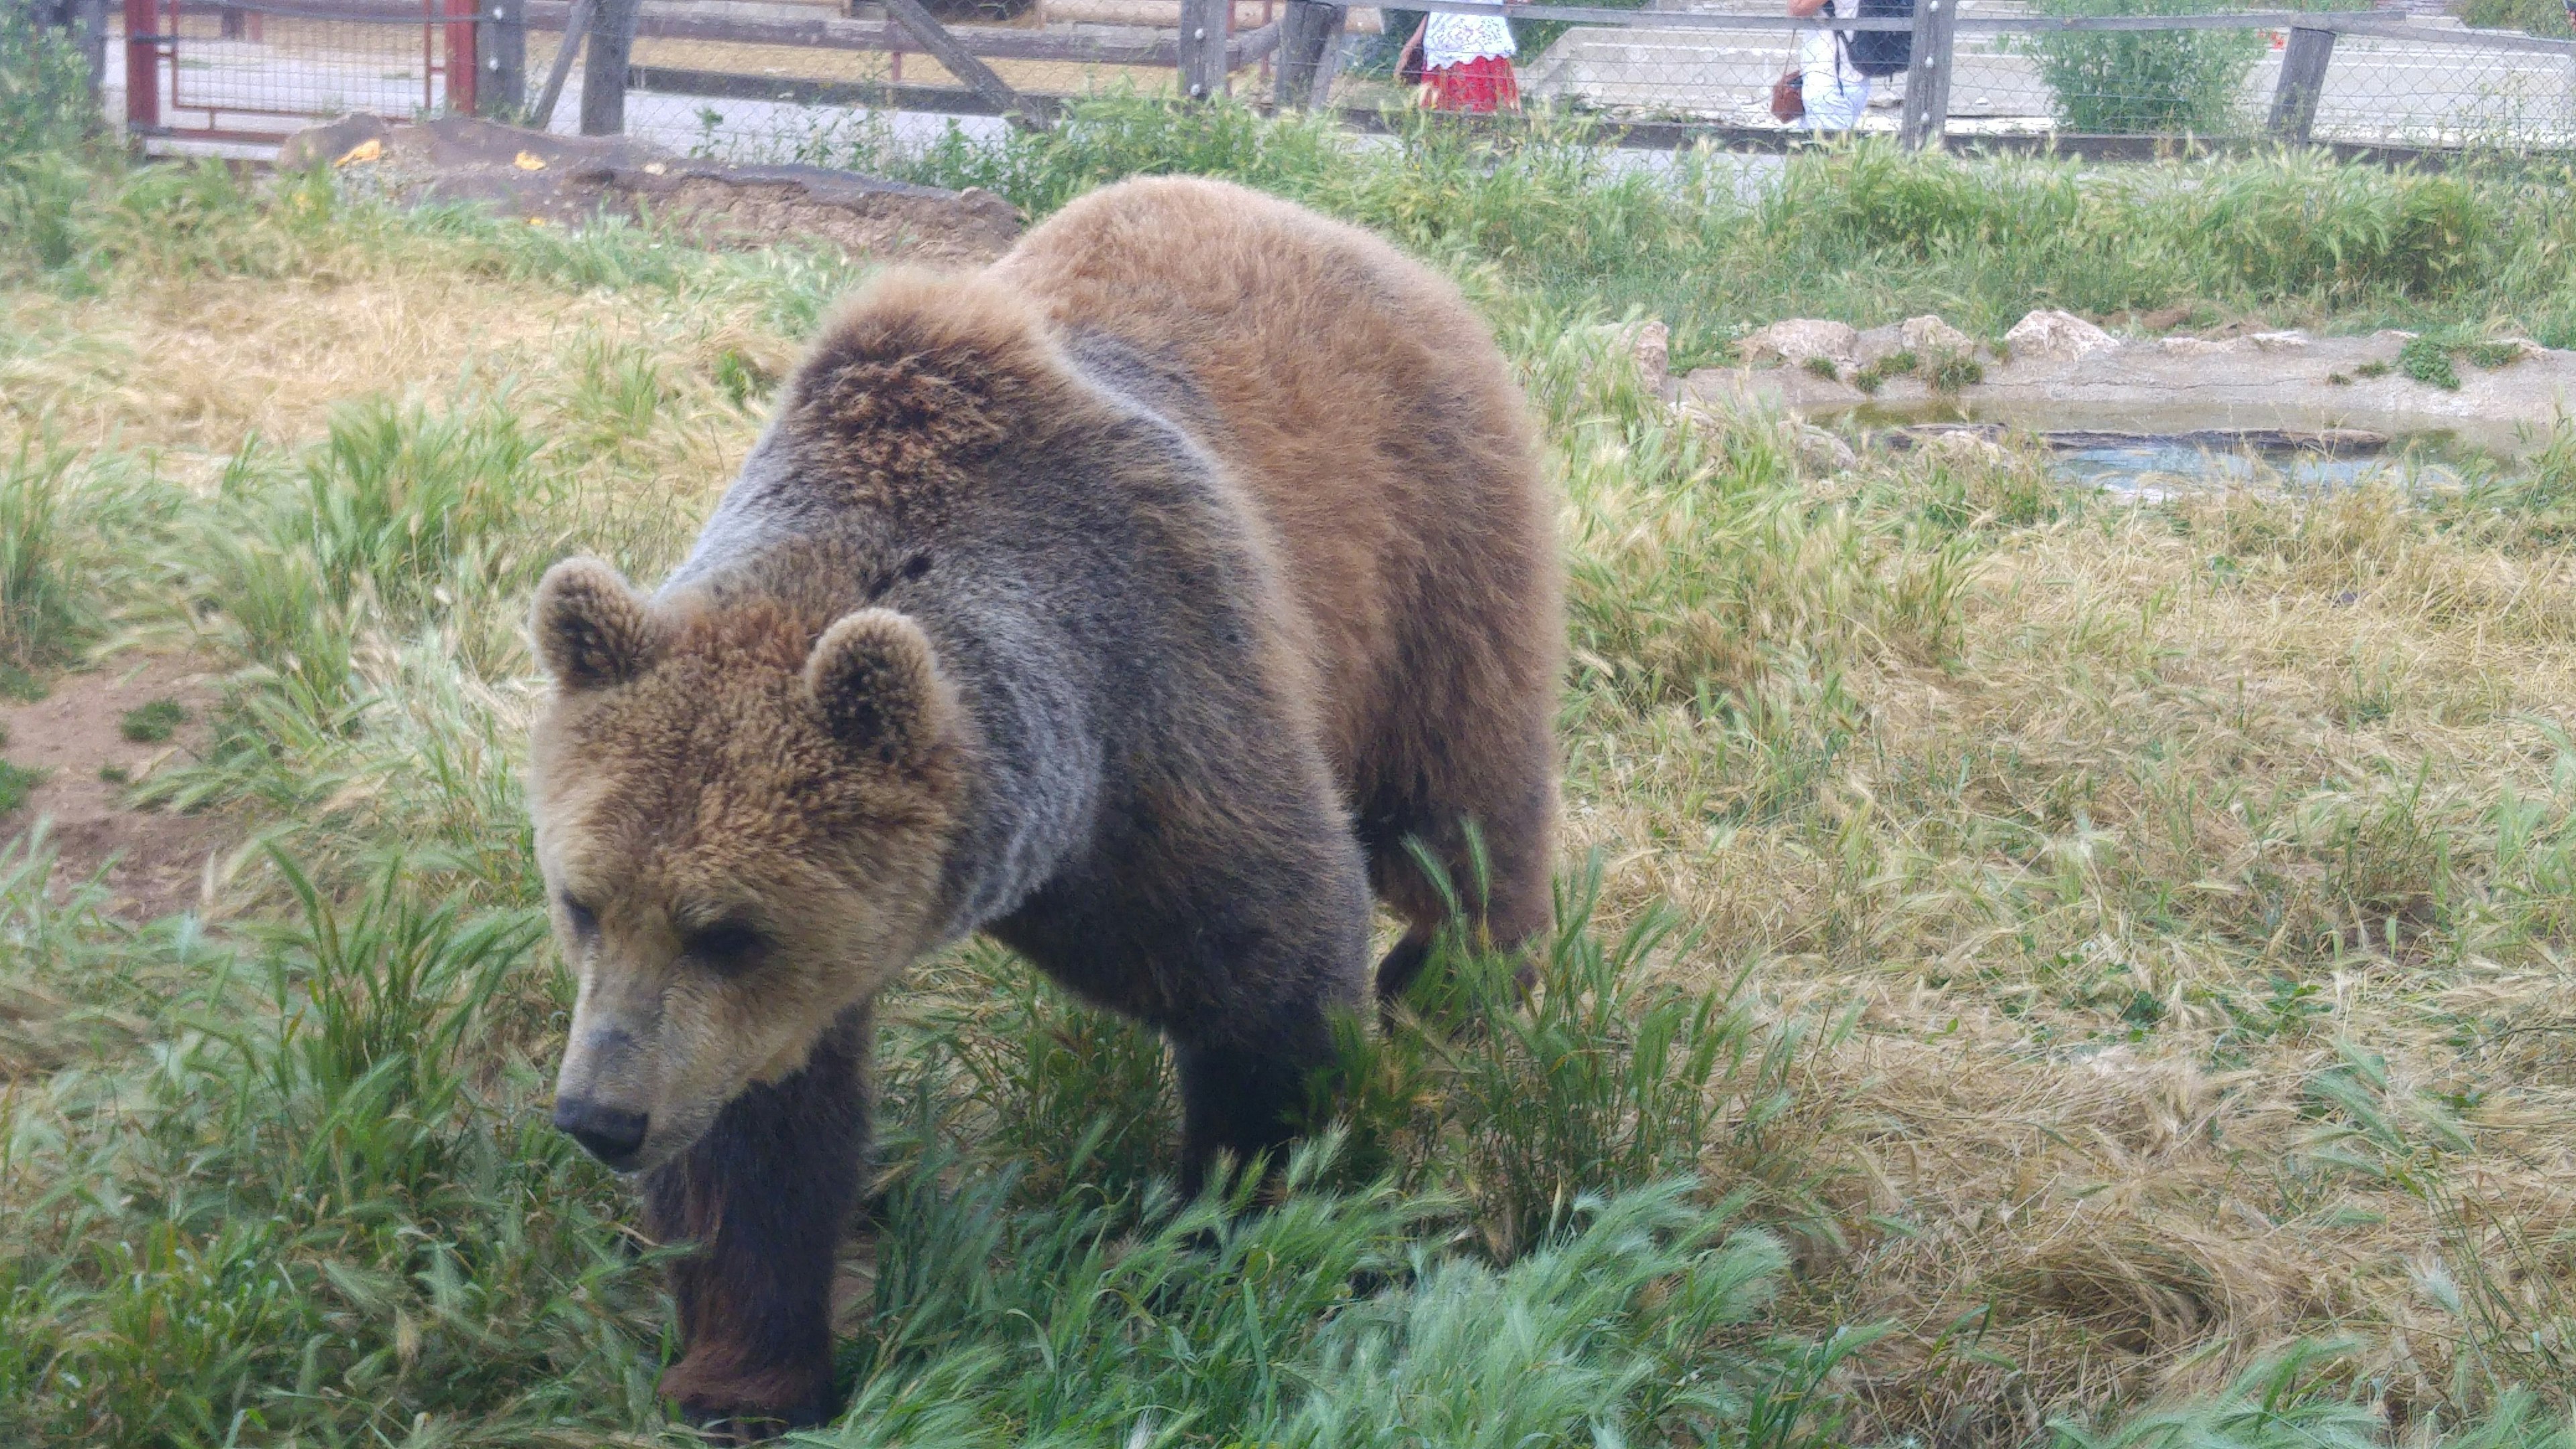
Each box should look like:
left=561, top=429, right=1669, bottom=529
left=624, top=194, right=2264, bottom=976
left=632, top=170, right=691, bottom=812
left=443, top=0, right=478, bottom=114
left=578, top=0, right=640, bottom=134
left=1273, top=0, right=1344, bottom=109
left=481, top=0, right=526, bottom=117
left=1896, top=0, right=1954, bottom=150
left=2265, top=24, right=2333, bottom=145
left=1178, top=0, right=1227, bottom=99
left=879, top=0, right=1043, bottom=127
left=122, top=0, right=156, bottom=132
left=531, top=0, right=592, bottom=129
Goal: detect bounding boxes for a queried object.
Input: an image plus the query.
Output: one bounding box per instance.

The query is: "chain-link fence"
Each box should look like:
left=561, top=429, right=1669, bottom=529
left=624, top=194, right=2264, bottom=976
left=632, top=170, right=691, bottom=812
left=26, top=0, right=2576, bottom=156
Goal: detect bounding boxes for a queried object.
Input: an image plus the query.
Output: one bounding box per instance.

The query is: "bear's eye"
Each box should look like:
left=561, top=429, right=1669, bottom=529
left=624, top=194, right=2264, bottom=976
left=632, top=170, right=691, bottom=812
left=561, top=895, right=600, bottom=941
left=684, top=920, right=767, bottom=974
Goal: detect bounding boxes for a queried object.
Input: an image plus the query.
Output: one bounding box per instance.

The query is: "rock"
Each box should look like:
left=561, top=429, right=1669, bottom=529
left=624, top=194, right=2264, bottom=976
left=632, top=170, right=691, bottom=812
left=2247, top=331, right=2310, bottom=352
left=2002, top=308, right=2115, bottom=362
left=2160, top=337, right=2238, bottom=358
left=1782, top=421, right=1857, bottom=472
left=1588, top=319, right=1671, bottom=397
left=1633, top=320, right=1670, bottom=398
left=1900, top=315, right=1976, bottom=358
left=1741, top=319, right=1860, bottom=368
left=1914, top=428, right=2012, bottom=466
left=1854, top=323, right=1909, bottom=366
left=1678, top=364, right=1866, bottom=413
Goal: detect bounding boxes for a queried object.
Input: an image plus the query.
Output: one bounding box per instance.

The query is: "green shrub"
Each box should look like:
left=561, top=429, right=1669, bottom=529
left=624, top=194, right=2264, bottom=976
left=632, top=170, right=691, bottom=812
left=2025, top=0, right=2265, bottom=134
left=2460, top=0, right=2572, bottom=36
left=0, top=6, right=95, bottom=163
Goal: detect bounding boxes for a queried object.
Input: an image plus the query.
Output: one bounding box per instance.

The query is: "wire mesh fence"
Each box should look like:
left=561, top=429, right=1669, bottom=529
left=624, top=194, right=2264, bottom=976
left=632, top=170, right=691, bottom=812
left=36, top=0, right=2576, bottom=156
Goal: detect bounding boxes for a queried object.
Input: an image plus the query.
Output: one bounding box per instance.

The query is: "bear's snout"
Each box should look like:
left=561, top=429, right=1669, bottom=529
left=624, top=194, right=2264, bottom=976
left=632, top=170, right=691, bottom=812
left=554, top=1097, right=651, bottom=1170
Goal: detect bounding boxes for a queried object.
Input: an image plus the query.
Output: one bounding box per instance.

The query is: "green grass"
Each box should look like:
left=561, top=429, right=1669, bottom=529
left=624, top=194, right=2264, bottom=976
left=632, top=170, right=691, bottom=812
left=567, top=98, right=2576, bottom=355
left=0, top=758, right=40, bottom=813
left=6, top=111, right=2576, bottom=1446
left=118, top=698, right=188, bottom=743
left=2402, top=334, right=2465, bottom=389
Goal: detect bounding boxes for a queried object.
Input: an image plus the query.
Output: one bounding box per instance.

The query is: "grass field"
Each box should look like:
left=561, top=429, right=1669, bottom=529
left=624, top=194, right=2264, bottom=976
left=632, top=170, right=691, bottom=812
left=7, top=83, right=2576, bottom=1446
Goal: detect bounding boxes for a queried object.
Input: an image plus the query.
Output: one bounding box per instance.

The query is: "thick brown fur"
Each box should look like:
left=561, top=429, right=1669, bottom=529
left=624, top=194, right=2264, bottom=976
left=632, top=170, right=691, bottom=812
left=990, top=178, right=1564, bottom=981
left=527, top=176, right=1560, bottom=1434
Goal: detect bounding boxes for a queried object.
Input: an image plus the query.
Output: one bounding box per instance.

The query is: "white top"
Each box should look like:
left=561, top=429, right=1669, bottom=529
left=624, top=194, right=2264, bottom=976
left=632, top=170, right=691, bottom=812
left=1423, top=1, right=1515, bottom=68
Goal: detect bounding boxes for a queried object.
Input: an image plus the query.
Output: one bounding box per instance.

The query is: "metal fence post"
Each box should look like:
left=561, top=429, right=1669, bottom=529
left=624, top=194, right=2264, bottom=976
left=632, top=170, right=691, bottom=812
left=481, top=0, right=526, bottom=117
left=579, top=0, right=641, bottom=133
left=1897, top=0, right=1955, bottom=150
left=1179, top=0, right=1228, bottom=99
left=2265, top=25, right=2334, bottom=145
left=1273, top=0, right=1344, bottom=108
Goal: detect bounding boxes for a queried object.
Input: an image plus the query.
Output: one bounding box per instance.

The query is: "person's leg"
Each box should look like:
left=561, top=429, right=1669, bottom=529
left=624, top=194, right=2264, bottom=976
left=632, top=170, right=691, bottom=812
left=1803, top=68, right=1870, bottom=130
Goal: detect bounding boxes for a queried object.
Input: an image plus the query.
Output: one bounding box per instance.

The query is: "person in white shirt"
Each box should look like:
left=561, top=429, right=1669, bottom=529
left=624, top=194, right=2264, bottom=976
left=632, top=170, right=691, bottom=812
left=1788, top=0, right=1870, bottom=130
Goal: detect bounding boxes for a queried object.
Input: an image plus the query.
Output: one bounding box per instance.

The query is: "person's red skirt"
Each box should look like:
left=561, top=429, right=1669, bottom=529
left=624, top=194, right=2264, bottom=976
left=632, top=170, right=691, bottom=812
left=1424, top=53, right=1519, bottom=113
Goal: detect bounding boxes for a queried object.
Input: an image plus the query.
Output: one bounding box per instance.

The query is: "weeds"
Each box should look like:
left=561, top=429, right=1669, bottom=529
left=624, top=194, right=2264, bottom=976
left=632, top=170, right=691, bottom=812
left=0, top=439, right=81, bottom=669
left=118, top=698, right=186, bottom=742
left=2402, top=334, right=2465, bottom=389
left=0, top=758, right=39, bottom=812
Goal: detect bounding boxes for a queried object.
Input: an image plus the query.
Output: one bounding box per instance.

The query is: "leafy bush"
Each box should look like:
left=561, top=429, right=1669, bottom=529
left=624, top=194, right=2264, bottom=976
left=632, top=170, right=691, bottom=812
left=2460, top=0, right=2572, bottom=36
left=2025, top=0, right=2265, bottom=134
left=0, top=5, right=94, bottom=163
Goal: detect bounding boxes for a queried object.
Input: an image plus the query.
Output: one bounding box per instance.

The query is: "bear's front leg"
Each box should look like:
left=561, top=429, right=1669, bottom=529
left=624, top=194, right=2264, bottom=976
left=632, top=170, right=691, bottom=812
left=1174, top=1022, right=1338, bottom=1200
left=642, top=1006, right=870, bottom=1441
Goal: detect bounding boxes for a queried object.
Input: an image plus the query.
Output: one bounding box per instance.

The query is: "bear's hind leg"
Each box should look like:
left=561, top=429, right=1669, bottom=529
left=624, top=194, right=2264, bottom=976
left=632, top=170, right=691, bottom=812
left=1366, top=722, right=1558, bottom=1007
left=643, top=1005, right=870, bottom=1440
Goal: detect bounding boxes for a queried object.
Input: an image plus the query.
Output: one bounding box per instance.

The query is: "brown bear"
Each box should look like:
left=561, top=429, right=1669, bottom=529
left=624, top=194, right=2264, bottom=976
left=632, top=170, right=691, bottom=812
left=525, top=174, right=1560, bottom=1434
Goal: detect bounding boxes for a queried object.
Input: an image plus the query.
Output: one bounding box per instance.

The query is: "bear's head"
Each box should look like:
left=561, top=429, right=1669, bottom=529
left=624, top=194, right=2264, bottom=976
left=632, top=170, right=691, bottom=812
left=525, top=556, right=969, bottom=1173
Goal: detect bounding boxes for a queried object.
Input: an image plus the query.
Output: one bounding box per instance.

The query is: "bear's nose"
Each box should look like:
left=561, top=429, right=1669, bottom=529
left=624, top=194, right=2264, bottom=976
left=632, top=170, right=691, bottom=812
left=554, top=1097, right=650, bottom=1169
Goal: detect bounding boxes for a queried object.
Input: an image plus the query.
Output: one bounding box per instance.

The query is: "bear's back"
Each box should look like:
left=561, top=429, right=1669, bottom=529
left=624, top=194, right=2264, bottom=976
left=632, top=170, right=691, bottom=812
left=990, top=177, right=1560, bottom=798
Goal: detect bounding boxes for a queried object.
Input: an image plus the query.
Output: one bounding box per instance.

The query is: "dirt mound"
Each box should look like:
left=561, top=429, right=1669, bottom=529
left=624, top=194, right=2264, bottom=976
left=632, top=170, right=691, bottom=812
left=0, top=655, right=231, bottom=921
left=280, top=113, right=1026, bottom=266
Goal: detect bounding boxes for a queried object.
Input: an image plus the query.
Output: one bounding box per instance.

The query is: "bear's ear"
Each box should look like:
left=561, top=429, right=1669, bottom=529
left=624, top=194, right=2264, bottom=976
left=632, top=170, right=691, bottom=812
left=804, top=608, right=957, bottom=766
left=533, top=557, right=663, bottom=690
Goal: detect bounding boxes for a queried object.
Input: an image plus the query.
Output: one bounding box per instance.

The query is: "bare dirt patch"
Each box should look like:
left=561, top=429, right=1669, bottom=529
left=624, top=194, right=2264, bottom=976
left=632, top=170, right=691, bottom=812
left=283, top=114, right=1026, bottom=267
left=0, top=655, right=233, bottom=921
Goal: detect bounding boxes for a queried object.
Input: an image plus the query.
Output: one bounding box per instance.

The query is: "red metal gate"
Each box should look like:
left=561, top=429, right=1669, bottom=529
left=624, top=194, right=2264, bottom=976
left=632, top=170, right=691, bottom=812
left=124, top=0, right=477, bottom=146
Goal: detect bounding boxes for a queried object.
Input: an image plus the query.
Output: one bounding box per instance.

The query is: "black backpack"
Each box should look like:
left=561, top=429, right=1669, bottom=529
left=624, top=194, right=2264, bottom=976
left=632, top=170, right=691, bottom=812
left=1843, top=0, right=1913, bottom=78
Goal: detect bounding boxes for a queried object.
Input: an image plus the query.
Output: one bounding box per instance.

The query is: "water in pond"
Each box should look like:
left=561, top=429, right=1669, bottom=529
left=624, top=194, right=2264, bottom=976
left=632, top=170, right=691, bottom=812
left=2049, top=439, right=2470, bottom=501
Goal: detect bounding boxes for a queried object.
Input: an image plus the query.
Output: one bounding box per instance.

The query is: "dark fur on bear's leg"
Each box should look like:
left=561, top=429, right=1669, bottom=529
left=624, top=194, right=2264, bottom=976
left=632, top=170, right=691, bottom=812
left=643, top=1007, right=870, bottom=1442
left=1174, top=1030, right=1332, bottom=1201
